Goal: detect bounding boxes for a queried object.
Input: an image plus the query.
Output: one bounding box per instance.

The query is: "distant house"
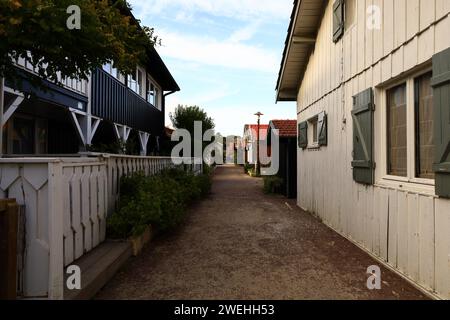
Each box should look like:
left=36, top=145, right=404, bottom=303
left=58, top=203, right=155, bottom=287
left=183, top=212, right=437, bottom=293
left=276, top=0, right=450, bottom=298
left=268, top=120, right=297, bottom=198
left=243, top=124, right=270, bottom=165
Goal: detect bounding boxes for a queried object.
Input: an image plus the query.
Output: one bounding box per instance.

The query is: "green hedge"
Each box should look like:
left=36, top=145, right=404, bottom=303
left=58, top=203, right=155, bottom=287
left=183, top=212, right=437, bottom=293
left=263, top=175, right=284, bottom=195
left=107, top=168, right=212, bottom=239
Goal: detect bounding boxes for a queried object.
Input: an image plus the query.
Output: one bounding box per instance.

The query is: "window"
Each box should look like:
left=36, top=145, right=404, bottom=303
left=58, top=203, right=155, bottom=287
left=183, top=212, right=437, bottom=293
left=146, top=76, right=162, bottom=110
left=147, top=80, right=155, bottom=105
left=383, top=71, right=435, bottom=183
left=6, top=115, right=48, bottom=155
left=154, top=86, right=160, bottom=110
left=415, top=73, right=434, bottom=179
left=102, top=62, right=118, bottom=79
left=137, top=69, right=144, bottom=96
left=127, top=73, right=137, bottom=92
left=345, top=0, right=356, bottom=30
left=387, top=83, right=407, bottom=177
left=308, top=117, right=319, bottom=147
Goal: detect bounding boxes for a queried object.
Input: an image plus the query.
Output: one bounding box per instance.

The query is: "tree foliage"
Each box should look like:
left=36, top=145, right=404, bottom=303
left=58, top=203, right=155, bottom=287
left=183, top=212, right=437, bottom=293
left=170, top=105, right=215, bottom=136
left=0, top=0, right=159, bottom=87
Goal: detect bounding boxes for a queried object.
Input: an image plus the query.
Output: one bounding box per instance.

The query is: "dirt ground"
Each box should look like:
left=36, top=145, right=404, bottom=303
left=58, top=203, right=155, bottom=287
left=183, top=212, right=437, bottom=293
left=96, top=165, right=427, bottom=300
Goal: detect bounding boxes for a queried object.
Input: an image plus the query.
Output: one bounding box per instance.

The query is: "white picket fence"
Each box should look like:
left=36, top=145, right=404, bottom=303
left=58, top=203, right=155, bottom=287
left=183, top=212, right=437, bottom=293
left=0, top=155, right=201, bottom=299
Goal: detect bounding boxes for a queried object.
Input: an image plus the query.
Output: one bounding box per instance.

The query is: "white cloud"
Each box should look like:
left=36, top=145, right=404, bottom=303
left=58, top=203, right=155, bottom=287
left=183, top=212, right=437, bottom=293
left=166, top=95, right=296, bottom=136
left=128, top=0, right=292, bottom=21
left=157, top=29, right=279, bottom=73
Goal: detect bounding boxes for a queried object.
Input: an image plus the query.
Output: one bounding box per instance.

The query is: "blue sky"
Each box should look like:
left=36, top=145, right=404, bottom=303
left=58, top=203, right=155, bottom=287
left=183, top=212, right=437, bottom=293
left=129, top=0, right=296, bottom=136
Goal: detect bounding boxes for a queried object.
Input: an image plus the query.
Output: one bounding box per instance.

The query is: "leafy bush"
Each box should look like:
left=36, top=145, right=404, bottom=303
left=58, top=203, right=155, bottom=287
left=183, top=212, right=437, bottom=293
left=107, top=168, right=212, bottom=239
left=263, top=176, right=284, bottom=194
left=244, top=163, right=253, bottom=174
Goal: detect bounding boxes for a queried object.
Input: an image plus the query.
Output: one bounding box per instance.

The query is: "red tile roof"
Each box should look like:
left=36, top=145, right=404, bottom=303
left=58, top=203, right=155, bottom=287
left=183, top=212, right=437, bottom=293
left=270, top=120, right=297, bottom=138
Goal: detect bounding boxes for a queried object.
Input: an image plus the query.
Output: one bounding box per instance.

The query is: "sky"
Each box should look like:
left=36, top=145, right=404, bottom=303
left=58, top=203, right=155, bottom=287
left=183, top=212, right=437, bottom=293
left=128, top=0, right=296, bottom=136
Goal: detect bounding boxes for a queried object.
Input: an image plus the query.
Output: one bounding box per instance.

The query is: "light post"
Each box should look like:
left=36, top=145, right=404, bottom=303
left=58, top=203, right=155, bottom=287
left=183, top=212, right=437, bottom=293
left=254, top=112, right=263, bottom=176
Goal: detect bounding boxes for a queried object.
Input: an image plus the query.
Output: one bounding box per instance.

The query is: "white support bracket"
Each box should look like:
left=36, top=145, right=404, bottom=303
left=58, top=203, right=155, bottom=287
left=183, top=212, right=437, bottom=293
left=2, top=86, right=24, bottom=127
left=88, top=117, right=101, bottom=145
left=70, top=111, right=86, bottom=146
left=138, top=131, right=150, bottom=156
left=113, top=123, right=132, bottom=143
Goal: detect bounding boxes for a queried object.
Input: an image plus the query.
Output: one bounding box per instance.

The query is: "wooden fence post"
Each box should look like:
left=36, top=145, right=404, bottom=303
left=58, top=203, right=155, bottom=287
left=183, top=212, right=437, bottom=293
left=47, top=161, right=64, bottom=300
left=0, top=199, right=19, bottom=300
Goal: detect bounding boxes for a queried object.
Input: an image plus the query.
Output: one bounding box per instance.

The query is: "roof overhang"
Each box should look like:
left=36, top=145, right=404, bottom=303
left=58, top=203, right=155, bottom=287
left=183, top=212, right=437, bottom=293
left=276, top=0, right=328, bottom=102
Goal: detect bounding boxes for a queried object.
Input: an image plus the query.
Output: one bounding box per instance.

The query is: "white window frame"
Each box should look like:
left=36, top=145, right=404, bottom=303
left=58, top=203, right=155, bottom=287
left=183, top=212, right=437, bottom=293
left=307, top=116, right=319, bottom=149
left=146, top=73, right=162, bottom=111
left=376, top=67, right=435, bottom=194
left=136, top=66, right=146, bottom=98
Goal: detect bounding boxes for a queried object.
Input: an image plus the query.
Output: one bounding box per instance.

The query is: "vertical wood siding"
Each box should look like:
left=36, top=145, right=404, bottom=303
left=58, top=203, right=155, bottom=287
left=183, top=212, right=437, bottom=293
left=297, top=1, right=450, bottom=299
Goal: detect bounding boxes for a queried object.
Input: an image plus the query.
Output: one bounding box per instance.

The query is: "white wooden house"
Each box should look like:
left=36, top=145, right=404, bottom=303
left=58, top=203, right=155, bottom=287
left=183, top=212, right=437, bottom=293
left=276, top=0, right=450, bottom=299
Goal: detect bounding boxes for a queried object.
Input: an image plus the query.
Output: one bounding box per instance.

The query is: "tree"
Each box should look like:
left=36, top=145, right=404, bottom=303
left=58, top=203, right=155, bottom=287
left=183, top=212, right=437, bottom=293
left=170, top=105, right=215, bottom=137
left=170, top=105, right=215, bottom=158
left=0, top=0, right=159, bottom=88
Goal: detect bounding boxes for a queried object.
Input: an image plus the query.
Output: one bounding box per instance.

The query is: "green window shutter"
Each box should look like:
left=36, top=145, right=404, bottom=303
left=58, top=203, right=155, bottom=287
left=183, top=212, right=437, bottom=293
left=352, top=88, right=375, bottom=185
left=333, top=0, right=344, bottom=43
left=431, top=47, right=450, bottom=198
left=298, top=122, right=308, bottom=149
left=318, top=111, right=328, bottom=146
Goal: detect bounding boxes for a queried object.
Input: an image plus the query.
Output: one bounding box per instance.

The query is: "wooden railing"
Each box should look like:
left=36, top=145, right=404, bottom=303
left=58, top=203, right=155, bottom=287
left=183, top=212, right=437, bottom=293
left=0, top=155, right=201, bottom=299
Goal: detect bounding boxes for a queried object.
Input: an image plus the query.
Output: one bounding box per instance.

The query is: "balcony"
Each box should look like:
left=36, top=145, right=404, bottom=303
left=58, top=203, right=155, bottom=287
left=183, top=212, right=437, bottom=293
left=91, top=68, right=164, bottom=135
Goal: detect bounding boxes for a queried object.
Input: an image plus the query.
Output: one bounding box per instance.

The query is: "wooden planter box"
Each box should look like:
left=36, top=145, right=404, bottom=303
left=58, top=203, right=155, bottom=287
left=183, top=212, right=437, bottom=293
left=128, top=226, right=153, bottom=257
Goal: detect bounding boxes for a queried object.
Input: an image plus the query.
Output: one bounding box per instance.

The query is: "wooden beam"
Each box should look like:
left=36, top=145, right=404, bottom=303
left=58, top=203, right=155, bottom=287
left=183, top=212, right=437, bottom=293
left=292, top=36, right=316, bottom=44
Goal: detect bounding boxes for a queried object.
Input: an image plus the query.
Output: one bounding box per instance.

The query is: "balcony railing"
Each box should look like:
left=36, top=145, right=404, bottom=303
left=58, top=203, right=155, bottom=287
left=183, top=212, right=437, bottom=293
left=91, top=68, right=164, bottom=134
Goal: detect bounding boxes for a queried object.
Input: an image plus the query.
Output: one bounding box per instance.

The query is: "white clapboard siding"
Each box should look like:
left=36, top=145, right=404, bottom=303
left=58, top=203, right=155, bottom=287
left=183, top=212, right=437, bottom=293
left=296, top=0, right=450, bottom=299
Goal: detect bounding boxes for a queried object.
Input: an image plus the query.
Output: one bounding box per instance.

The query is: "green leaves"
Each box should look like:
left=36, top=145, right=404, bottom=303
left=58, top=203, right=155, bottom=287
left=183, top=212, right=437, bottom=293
left=170, top=105, right=215, bottom=135
left=107, top=169, right=212, bottom=239
left=0, top=0, right=159, bottom=90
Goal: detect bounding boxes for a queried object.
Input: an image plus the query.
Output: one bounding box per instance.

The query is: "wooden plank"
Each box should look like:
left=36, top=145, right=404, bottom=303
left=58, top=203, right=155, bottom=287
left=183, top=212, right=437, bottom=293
left=372, top=187, right=382, bottom=257
left=397, top=191, right=408, bottom=273
left=71, top=166, right=84, bottom=260
left=81, top=167, right=93, bottom=252
left=406, top=0, right=420, bottom=40
left=0, top=200, right=19, bottom=300
left=436, top=0, right=450, bottom=19
left=418, top=26, right=435, bottom=65
left=388, top=189, right=398, bottom=268
left=47, top=162, right=64, bottom=300
left=407, top=193, right=420, bottom=281
left=62, top=168, right=74, bottom=266
left=418, top=196, right=435, bottom=290
left=420, top=0, right=436, bottom=31
left=90, top=166, right=100, bottom=248
left=435, top=199, right=450, bottom=299
left=383, top=0, right=394, bottom=55
left=357, top=0, right=366, bottom=72
left=394, top=0, right=407, bottom=47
